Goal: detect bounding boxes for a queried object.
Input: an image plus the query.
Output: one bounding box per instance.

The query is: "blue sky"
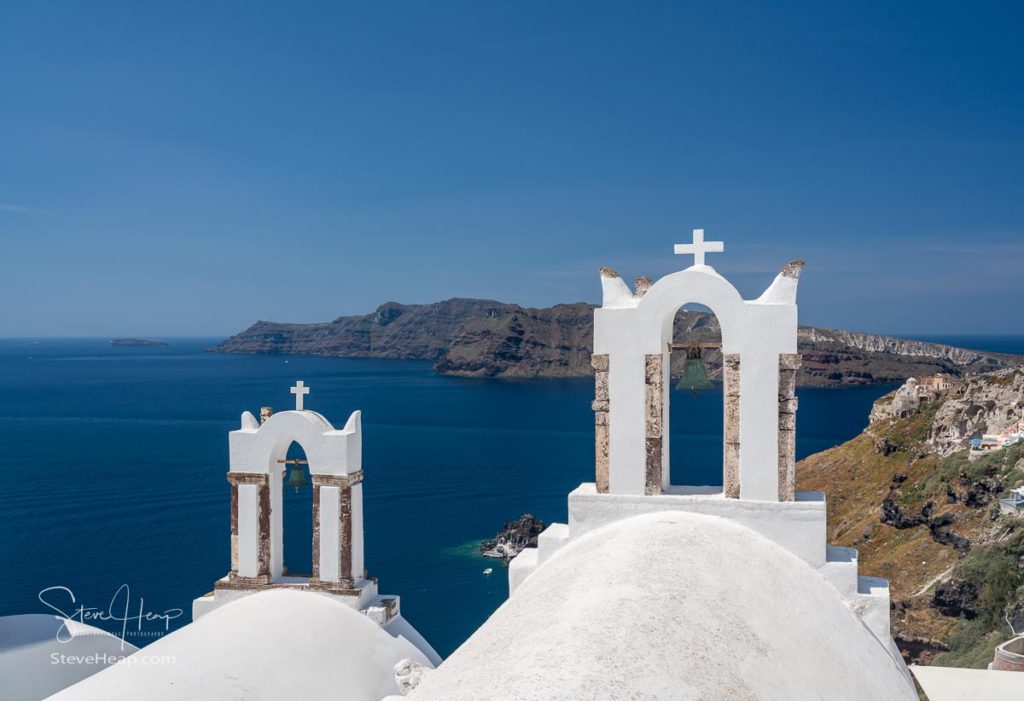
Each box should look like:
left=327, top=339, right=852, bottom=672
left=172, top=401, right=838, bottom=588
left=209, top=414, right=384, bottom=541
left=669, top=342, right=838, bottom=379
left=1, top=2, right=1021, bottom=336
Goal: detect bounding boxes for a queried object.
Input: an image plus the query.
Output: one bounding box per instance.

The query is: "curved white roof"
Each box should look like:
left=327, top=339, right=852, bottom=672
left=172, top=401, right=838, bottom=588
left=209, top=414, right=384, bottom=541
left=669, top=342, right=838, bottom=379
left=1, top=614, right=138, bottom=701
left=47, top=589, right=435, bottom=701
left=410, top=510, right=917, bottom=700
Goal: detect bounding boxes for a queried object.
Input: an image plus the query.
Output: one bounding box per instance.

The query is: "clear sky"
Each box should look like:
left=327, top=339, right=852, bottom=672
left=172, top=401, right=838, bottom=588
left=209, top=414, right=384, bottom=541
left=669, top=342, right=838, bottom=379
left=1, top=2, right=1021, bottom=337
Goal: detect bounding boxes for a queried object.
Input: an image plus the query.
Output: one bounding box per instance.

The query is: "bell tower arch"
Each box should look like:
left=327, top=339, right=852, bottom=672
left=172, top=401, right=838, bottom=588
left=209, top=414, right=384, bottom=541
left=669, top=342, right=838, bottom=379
left=592, top=230, right=803, bottom=502
left=194, top=382, right=398, bottom=627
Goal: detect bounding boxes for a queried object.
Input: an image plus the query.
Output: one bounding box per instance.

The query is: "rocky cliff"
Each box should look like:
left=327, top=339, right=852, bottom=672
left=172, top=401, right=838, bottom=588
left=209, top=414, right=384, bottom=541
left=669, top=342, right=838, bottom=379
left=213, top=298, right=1022, bottom=386
left=929, top=372, right=1024, bottom=456
left=797, top=369, right=1024, bottom=667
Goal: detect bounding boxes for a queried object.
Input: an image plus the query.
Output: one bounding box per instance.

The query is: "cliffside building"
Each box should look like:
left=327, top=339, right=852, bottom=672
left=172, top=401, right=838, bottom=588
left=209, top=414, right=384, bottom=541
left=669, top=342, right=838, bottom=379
left=1000, top=486, right=1024, bottom=514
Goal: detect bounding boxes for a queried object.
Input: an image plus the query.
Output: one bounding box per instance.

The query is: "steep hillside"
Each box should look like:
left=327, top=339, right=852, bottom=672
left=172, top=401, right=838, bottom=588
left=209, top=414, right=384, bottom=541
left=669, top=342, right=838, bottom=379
left=212, top=298, right=1022, bottom=386
left=797, top=369, right=1024, bottom=667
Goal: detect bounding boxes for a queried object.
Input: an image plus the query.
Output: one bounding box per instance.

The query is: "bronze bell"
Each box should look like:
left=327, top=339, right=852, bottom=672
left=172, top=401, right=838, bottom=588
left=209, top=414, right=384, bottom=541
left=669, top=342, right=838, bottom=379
left=286, top=463, right=308, bottom=491
left=676, top=346, right=714, bottom=396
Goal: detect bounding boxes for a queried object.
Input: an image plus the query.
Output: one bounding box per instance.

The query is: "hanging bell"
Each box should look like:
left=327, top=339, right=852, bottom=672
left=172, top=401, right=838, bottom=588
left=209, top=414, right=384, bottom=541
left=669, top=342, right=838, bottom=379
left=286, top=463, right=308, bottom=491
left=676, top=346, right=715, bottom=397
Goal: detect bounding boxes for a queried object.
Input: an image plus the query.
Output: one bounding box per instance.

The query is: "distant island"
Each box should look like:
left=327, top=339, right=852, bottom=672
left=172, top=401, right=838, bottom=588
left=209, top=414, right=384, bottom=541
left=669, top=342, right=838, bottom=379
left=210, top=298, right=1023, bottom=387
left=110, top=338, right=169, bottom=347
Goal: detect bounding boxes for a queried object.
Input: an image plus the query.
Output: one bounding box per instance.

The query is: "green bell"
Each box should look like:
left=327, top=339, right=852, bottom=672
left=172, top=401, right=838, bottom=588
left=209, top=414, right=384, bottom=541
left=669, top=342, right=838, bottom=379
left=676, top=346, right=714, bottom=396
left=286, top=463, right=308, bottom=491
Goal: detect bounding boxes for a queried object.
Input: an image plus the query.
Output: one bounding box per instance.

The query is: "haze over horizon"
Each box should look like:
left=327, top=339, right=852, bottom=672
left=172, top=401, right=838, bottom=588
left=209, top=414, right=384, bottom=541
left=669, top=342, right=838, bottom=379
left=2, top=2, right=1022, bottom=337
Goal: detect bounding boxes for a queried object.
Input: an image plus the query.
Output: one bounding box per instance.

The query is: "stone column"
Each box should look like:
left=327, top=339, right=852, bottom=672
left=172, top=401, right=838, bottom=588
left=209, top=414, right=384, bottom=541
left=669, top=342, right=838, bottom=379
left=229, top=479, right=239, bottom=575
left=311, top=480, right=321, bottom=579
left=310, top=471, right=364, bottom=593
left=778, top=353, right=801, bottom=501
left=644, top=353, right=664, bottom=496
left=723, top=354, right=741, bottom=498
left=225, top=472, right=271, bottom=586
left=592, top=354, right=610, bottom=493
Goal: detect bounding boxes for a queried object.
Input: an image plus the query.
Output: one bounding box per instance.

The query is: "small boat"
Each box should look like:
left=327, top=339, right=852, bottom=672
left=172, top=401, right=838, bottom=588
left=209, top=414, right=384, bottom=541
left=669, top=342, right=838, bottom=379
left=483, top=568, right=493, bottom=576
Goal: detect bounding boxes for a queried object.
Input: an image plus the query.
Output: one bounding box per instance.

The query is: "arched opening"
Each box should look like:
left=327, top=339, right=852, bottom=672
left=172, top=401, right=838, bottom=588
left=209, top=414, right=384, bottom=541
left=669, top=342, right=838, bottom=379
left=668, top=304, right=724, bottom=489
left=278, top=441, right=313, bottom=578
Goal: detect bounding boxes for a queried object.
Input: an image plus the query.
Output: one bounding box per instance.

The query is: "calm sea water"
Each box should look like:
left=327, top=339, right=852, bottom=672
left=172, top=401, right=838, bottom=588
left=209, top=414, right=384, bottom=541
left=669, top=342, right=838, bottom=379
left=5, top=337, right=1012, bottom=656
left=913, top=335, right=1024, bottom=356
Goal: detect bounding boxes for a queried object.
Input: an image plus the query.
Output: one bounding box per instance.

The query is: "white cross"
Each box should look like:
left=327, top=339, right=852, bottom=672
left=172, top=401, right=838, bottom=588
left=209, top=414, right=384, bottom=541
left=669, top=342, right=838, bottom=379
left=674, top=229, right=724, bottom=268
left=290, top=381, right=310, bottom=411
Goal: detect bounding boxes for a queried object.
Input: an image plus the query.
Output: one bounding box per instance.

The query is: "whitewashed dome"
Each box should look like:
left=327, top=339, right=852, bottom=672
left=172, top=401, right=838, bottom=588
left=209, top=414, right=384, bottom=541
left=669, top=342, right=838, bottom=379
left=409, top=511, right=917, bottom=701
left=0, top=614, right=139, bottom=701
left=48, top=589, right=436, bottom=701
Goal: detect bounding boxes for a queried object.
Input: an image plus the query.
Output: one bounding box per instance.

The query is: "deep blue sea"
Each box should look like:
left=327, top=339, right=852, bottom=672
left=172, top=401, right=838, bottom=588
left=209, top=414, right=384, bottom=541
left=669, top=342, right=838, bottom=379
left=0, top=336, right=1017, bottom=656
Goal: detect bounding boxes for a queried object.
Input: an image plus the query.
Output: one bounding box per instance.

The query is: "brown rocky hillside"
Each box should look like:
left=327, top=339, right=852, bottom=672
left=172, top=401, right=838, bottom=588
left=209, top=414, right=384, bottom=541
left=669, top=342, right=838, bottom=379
left=797, top=369, right=1024, bottom=667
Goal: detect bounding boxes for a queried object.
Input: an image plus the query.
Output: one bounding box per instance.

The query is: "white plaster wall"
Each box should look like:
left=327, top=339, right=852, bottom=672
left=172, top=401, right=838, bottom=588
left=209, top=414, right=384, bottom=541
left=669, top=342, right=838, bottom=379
left=229, top=409, right=362, bottom=477
left=237, top=484, right=259, bottom=578
left=319, top=485, right=340, bottom=582
left=566, top=484, right=828, bottom=567
left=593, top=265, right=798, bottom=501
left=350, top=482, right=364, bottom=583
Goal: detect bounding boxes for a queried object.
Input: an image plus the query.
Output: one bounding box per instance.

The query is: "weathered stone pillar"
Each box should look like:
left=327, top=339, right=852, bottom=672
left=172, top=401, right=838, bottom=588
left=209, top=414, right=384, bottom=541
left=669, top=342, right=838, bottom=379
left=778, top=353, right=801, bottom=501
left=225, top=471, right=271, bottom=586
left=644, top=353, right=664, bottom=495
left=310, top=471, right=364, bottom=593
left=723, top=354, right=741, bottom=498
left=339, top=479, right=355, bottom=587
left=592, top=354, right=610, bottom=493
left=311, top=480, right=321, bottom=579
left=229, top=479, right=240, bottom=575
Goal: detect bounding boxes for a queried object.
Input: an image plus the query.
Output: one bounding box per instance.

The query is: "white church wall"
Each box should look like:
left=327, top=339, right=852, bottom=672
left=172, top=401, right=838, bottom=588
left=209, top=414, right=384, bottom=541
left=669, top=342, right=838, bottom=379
left=197, top=387, right=395, bottom=633
left=508, top=238, right=901, bottom=672
left=319, top=485, right=341, bottom=581
left=237, top=484, right=260, bottom=578
left=593, top=233, right=799, bottom=501
left=566, top=485, right=828, bottom=568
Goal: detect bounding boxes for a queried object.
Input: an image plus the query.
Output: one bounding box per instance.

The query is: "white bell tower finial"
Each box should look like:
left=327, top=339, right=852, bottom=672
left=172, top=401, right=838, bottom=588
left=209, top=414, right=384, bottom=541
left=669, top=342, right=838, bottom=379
left=290, top=380, right=310, bottom=411
left=674, top=228, right=724, bottom=268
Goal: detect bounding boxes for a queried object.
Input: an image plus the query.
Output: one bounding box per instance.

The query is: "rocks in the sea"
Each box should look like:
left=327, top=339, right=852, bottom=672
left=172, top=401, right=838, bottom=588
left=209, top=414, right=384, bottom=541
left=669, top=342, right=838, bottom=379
left=480, top=514, right=546, bottom=561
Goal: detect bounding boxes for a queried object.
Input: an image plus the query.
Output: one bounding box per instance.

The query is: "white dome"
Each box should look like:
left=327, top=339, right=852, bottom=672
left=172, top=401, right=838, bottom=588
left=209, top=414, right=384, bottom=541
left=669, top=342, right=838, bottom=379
left=410, top=511, right=917, bottom=701
left=47, top=589, right=436, bottom=701
left=0, top=614, right=138, bottom=701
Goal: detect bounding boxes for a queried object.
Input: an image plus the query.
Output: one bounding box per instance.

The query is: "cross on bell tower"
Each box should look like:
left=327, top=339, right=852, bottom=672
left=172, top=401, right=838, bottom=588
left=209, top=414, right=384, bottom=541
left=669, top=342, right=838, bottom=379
left=291, top=380, right=310, bottom=411
left=674, top=228, right=724, bottom=268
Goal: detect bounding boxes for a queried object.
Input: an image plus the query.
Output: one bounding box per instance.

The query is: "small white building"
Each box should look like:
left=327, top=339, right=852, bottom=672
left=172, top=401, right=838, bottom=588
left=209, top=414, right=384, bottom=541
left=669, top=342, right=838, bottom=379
left=1000, top=486, right=1024, bottom=514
